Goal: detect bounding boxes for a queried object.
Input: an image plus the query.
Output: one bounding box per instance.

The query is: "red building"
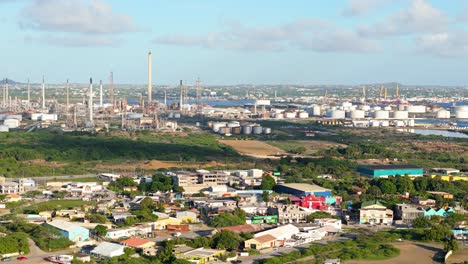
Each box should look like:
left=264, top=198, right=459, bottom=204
left=289, top=194, right=341, bottom=210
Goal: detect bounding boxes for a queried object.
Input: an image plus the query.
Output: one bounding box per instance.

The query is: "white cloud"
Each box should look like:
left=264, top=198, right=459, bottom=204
left=19, top=0, right=138, bottom=34
left=359, top=0, right=447, bottom=37
left=416, top=32, right=468, bottom=57
left=154, top=19, right=379, bottom=53
left=342, top=0, right=390, bottom=17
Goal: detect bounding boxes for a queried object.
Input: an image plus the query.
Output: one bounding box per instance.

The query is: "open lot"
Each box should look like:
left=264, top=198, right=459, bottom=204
left=219, top=139, right=286, bottom=158
left=267, top=140, right=347, bottom=155
left=344, top=242, right=444, bottom=264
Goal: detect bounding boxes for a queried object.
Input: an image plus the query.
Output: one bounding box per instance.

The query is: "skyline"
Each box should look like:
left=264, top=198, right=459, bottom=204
left=1, top=0, right=468, bottom=85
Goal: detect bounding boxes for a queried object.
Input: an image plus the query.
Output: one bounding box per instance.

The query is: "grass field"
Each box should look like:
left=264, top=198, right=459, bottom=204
left=344, top=242, right=443, bottom=264
left=267, top=140, right=347, bottom=155
left=23, top=200, right=94, bottom=213
left=219, top=139, right=286, bottom=158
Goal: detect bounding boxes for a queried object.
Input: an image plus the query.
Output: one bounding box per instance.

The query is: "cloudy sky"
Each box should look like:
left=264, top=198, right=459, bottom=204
left=1, top=0, right=468, bottom=85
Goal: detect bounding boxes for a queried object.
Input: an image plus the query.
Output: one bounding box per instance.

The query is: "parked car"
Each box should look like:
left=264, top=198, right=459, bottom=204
left=17, top=257, right=28, bottom=261
left=1, top=257, right=12, bottom=262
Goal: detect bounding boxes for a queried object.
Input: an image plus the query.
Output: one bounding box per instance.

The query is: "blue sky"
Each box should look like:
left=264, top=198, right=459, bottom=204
left=1, top=0, right=468, bottom=85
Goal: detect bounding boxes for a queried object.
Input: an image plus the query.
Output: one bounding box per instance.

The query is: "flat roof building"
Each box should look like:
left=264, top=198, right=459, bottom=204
left=275, top=183, right=332, bottom=197
left=357, top=164, right=423, bottom=178
left=45, top=220, right=90, bottom=242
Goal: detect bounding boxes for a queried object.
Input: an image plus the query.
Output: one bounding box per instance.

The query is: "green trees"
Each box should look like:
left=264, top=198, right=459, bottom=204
left=306, top=211, right=338, bottom=223
left=209, top=209, right=247, bottom=227
left=262, top=191, right=270, bottom=203
left=114, top=177, right=137, bottom=190
left=94, top=225, right=108, bottom=237
left=412, top=216, right=431, bottom=228
left=86, top=214, right=108, bottom=224
left=0, top=232, right=30, bottom=255
left=139, top=174, right=174, bottom=193
left=444, top=236, right=459, bottom=252
left=379, top=180, right=397, bottom=194
left=211, top=230, right=241, bottom=250
left=260, top=175, right=276, bottom=190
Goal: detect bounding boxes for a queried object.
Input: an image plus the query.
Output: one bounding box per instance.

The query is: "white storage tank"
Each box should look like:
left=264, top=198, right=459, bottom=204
left=407, top=119, right=415, bottom=127
left=392, top=111, right=408, bottom=119
left=374, top=110, right=389, bottom=119
left=394, top=120, right=405, bottom=127
left=0, top=125, right=9, bottom=132
left=350, top=110, right=365, bottom=119
left=3, top=119, right=19, bottom=128
left=212, top=122, right=227, bottom=132
left=274, top=113, right=284, bottom=119
left=312, top=105, right=321, bottom=116
left=406, top=105, right=426, bottom=113
left=41, top=114, right=58, bottom=121
left=384, top=106, right=392, bottom=111
left=6, top=115, right=22, bottom=121
left=31, top=113, right=42, bottom=121
left=380, top=121, right=390, bottom=127
left=298, top=112, right=309, bottom=118
left=398, top=104, right=406, bottom=111
left=373, top=106, right=382, bottom=111
left=326, top=110, right=346, bottom=119
left=263, top=127, right=272, bottom=134
left=436, top=109, right=450, bottom=119
left=361, top=105, right=371, bottom=111
left=370, top=120, right=380, bottom=127
left=228, top=121, right=240, bottom=128
left=253, top=126, right=263, bottom=134
left=455, top=111, right=468, bottom=119
left=284, top=112, right=297, bottom=119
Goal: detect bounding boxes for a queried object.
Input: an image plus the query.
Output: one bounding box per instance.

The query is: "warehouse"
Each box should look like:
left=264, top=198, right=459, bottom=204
left=44, top=220, right=90, bottom=242
left=356, top=164, right=423, bottom=178
left=275, top=183, right=332, bottom=197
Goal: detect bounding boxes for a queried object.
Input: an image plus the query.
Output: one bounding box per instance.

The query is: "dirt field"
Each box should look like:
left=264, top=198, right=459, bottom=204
left=219, top=139, right=286, bottom=158
left=446, top=247, right=468, bottom=264
left=94, top=160, right=220, bottom=170
left=345, top=242, right=444, bottom=264
left=23, top=159, right=70, bottom=167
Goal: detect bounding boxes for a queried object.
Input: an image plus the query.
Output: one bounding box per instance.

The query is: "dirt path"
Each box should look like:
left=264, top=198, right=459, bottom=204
left=345, top=242, right=444, bottom=264
left=219, top=139, right=286, bottom=157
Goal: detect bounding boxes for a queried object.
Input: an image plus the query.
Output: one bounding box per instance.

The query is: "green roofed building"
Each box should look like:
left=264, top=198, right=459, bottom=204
left=357, top=164, right=423, bottom=178
left=359, top=200, right=393, bottom=225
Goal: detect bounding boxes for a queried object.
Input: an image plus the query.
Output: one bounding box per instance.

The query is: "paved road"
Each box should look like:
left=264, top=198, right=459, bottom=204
left=6, top=239, right=74, bottom=264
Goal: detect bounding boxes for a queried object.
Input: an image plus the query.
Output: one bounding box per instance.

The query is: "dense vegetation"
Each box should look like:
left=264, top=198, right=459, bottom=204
left=209, top=208, right=247, bottom=227
left=257, top=232, right=401, bottom=264
left=0, top=132, right=239, bottom=177
left=0, top=232, right=29, bottom=255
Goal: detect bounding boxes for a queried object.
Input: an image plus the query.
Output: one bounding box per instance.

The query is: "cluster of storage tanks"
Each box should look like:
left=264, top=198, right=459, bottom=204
left=208, top=121, right=271, bottom=135
left=309, top=103, right=429, bottom=120
left=270, top=109, right=309, bottom=119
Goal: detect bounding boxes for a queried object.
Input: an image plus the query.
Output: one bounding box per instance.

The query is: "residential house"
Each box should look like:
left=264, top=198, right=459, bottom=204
left=121, top=237, right=156, bottom=249
left=410, top=196, right=436, bottom=207
left=244, top=234, right=277, bottom=250
left=359, top=200, right=393, bottom=225
left=176, top=211, right=198, bottom=223
left=424, top=208, right=455, bottom=218
left=394, top=204, right=425, bottom=225
left=173, top=245, right=225, bottom=264
left=91, top=242, right=126, bottom=259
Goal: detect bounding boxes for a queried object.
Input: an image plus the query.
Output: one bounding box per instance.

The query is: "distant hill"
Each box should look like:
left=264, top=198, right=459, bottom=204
left=0, top=79, right=21, bottom=85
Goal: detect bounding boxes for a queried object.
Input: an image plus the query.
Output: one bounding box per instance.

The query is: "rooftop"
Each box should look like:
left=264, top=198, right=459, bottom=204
left=254, top=234, right=277, bottom=243
left=278, top=183, right=330, bottom=192
left=361, top=200, right=385, bottom=208
left=121, top=237, right=153, bottom=248
left=358, top=164, right=422, bottom=170
left=183, top=248, right=223, bottom=258
left=91, top=242, right=125, bottom=256
left=46, top=220, right=88, bottom=232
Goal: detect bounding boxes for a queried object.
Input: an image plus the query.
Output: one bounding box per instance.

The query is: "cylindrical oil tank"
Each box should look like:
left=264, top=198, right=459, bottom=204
left=383, top=106, right=392, bottom=111
left=350, top=110, right=365, bottom=119
left=212, top=122, right=227, bottom=132
left=361, top=105, right=370, bottom=111
left=275, top=113, right=284, bottom=119
left=394, top=120, right=405, bottom=127
left=370, top=120, right=380, bottom=127
left=392, top=111, right=408, bottom=119
left=218, top=127, right=231, bottom=135
left=228, top=121, right=240, bottom=128
left=312, top=105, right=321, bottom=116
left=407, top=119, right=415, bottom=127
left=436, top=109, right=450, bottom=119
left=253, top=126, right=263, bottom=134
left=398, top=105, right=406, bottom=111
left=327, top=110, right=345, bottom=119
left=284, top=112, right=296, bottom=119
left=374, top=110, right=389, bottom=119
left=231, top=126, right=242, bottom=134
left=242, top=125, right=253, bottom=134
left=406, top=105, right=426, bottom=113
left=298, top=112, right=309, bottom=118
left=380, top=121, right=389, bottom=127
left=455, top=111, right=468, bottom=119
left=0, top=125, right=9, bottom=132
left=174, top=113, right=181, bottom=118
left=3, top=119, right=19, bottom=128
left=373, top=106, right=382, bottom=111
left=263, top=127, right=271, bottom=134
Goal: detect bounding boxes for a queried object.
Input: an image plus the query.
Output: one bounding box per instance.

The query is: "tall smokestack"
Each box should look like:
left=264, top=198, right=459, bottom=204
left=109, top=72, right=114, bottom=110
left=66, top=79, right=69, bottom=111
left=179, top=80, right=183, bottom=110
left=148, top=51, right=152, bottom=106
left=3, top=79, right=6, bottom=106
left=27, top=79, right=30, bottom=102
left=99, top=80, right=103, bottom=106
left=5, top=79, right=8, bottom=108
left=396, top=83, right=399, bottom=99
left=42, top=76, right=45, bottom=110
left=89, top=78, right=93, bottom=122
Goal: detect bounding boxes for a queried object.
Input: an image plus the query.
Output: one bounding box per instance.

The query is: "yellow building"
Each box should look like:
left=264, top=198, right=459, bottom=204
left=173, top=245, right=225, bottom=264
left=153, top=217, right=183, bottom=230
left=244, top=234, right=277, bottom=250
left=429, top=174, right=468, bottom=182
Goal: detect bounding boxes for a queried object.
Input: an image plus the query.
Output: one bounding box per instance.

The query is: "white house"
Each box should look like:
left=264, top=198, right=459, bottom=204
left=91, top=242, right=126, bottom=259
